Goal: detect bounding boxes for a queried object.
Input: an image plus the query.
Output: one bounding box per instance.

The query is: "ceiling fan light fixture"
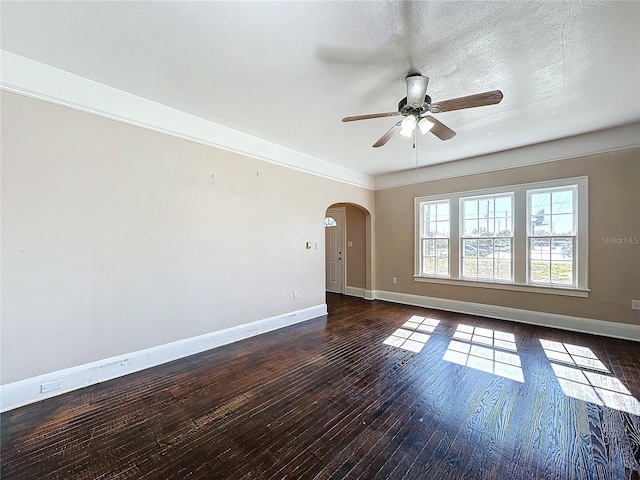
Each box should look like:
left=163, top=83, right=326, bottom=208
left=418, top=117, right=434, bottom=134
left=399, top=115, right=417, bottom=137
left=406, top=75, right=429, bottom=107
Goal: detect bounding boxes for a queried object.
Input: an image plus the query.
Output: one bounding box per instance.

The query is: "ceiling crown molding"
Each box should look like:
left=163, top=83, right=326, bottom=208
left=0, top=50, right=375, bottom=190
left=375, top=123, right=640, bottom=190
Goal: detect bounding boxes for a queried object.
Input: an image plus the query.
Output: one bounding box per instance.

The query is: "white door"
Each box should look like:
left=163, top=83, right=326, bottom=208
left=325, top=207, right=345, bottom=293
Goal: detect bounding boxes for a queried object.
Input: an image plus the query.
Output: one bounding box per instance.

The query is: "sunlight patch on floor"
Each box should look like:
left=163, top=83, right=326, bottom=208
left=541, top=340, right=640, bottom=416
left=383, top=315, right=440, bottom=353
left=443, top=325, right=524, bottom=382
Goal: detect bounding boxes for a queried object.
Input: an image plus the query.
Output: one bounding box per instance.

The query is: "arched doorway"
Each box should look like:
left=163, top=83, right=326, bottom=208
left=325, top=203, right=372, bottom=303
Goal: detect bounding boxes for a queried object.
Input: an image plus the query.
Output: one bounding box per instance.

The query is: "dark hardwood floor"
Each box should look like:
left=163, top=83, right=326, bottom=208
left=2, top=294, right=640, bottom=479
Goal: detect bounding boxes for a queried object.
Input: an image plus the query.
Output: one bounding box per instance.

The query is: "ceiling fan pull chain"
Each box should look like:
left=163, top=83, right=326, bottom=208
left=415, top=127, right=420, bottom=178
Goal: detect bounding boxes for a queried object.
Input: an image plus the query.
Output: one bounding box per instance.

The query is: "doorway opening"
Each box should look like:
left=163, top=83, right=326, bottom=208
left=325, top=203, right=372, bottom=308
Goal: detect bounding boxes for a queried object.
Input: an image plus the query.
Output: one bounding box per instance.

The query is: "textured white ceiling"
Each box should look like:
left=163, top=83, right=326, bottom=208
left=1, top=1, right=639, bottom=177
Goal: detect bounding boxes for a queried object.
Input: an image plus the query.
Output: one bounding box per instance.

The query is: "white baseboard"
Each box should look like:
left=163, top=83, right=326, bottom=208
left=343, top=286, right=375, bottom=300
left=0, top=304, right=327, bottom=413
left=372, top=290, right=640, bottom=342
left=344, top=286, right=364, bottom=298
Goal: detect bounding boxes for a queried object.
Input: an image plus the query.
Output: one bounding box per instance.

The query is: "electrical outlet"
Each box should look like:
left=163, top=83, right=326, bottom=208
left=632, top=300, right=640, bottom=310
left=293, top=291, right=299, bottom=299
left=392, top=277, right=397, bottom=284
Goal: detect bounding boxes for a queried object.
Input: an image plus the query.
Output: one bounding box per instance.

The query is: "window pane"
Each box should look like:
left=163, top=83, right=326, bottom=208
left=551, top=190, right=573, bottom=214
left=479, top=199, right=492, bottom=219
left=423, top=201, right=449, bottom=238
left=554, top=238, right=573, bottom=259
left=551, top=261, right=573, bottom=284
left=478, top=239, right=493, bottom=257
left=495, top=239, right=511, bottom=254
left=437, top=255, right=449, bottom=276
left=530, top=192, right=550, bottom=216
left=495, top=259, right=511, bottom=280
left=436, top=203, right=449, bottom=221
left=463, top=258, right=477, bottom=277
left=325, top=216, right=337, bottom=227
left=478, top=258, right=493, bottom=279
left=495, top=196, right=512, bottom=217
left=463, top=219, right=477, bottom=237
left=531, top=261, right=550, bottom=283
left=551, top=238, right=573, bottom=284
left=423, top=257, right=435, bottom=275
left=463, top=199, right=478, bottom=219
left=463, top=239, right=478, bottom=258
left=428, top=220, right=438, bottom=237
left=531, top=214, right=550, bottom=236
left=531, top=238, right=551, bottom=260
left=424, top=203, right=435, bottom=221
left=423, top=239, right=435, bottom=256
left=551, top=214, right=574, bottom=235
left=496, top=215, right=512, bottom=236
left=436, top=220, right=450, bottom=237
left=478, top=218, right=490, bottom=237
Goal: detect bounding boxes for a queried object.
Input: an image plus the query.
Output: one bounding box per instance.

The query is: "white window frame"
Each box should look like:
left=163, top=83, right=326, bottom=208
left=414, top=176, right=589, bottom=297
left=415, top=194, right=452, bottom=279
left=417, top=199, right=450, bottom=278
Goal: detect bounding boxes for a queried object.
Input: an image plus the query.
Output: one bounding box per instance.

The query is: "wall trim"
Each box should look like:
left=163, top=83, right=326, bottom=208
left=0, top=50, right=374, bottom=190
left=0, top=304, right=327, bottom=413
left=3, top=52, right=637, bottom=193
left=343, top=286, right=376, bottom=300
left=375, top=127, right=640, bottom=190
left=372, top=290, right=640, bottom=342
left=344, top=286, right=365, bottom=298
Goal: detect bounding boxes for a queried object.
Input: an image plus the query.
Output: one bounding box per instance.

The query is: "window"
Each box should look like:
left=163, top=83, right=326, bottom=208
left=325, top=216, right=337, bottom=227
left=528, top=186, right=576, bottom=285
left=418, top=200, right=450, bottom=277
left=414, top=177, right=588, bottom=296
left=460, top=194, right=513, bottom=281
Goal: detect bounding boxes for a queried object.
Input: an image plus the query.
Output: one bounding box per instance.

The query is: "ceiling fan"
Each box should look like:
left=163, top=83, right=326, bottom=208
left=342, top=73, right=503, bottom=147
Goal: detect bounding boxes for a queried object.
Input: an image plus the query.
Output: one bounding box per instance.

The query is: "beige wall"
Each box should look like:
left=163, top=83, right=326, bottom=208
left=375, top=147, right=640, bottom=326
left=1, top=92, right=375, bottom=384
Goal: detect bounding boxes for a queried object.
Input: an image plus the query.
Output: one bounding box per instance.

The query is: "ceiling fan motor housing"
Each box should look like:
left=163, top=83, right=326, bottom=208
left=398, top=95, right=431, bottom=116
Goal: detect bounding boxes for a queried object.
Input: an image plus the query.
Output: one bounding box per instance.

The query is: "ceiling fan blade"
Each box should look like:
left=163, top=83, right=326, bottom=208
left=406, top=74, right=429, bottom=107
left=373, top=121, right=403, bottom=148
left=342, top=111, right=401, bottom=122
left=430, top=90, right=503, bottom=113
left=423, top=116, right=456, bottom=141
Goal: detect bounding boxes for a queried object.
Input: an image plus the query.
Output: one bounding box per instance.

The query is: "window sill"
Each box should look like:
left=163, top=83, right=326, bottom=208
left=413, top=275, right=589, bottom=297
